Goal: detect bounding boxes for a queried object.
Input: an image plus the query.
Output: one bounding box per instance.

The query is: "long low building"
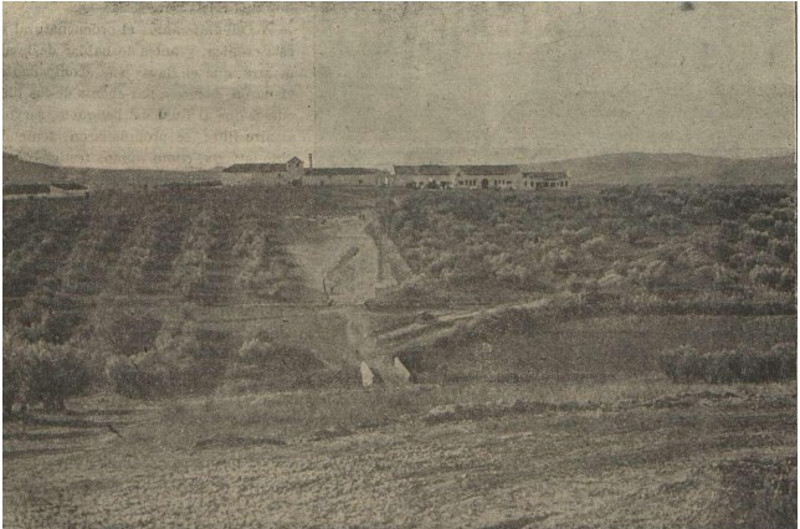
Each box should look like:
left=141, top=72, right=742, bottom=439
left=221, top=157, right=306, bottom=185
left=221, top=156, right=388, bottom=186
left=393, top=164, right=568, bottom=190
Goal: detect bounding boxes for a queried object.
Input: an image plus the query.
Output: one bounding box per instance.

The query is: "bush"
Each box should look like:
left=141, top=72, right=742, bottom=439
left=3, top=334, right=28, bottom=417
left=659, top=343, right=796, bottom=383
left=105, top=355, right=154, bottom=399
left=750, top=265, right=784, bottom=289
left=649, top=214, right=685, bottom=234
left=714, top=456, right=797, bottom=529
left=90, top=299, right=161, bottom=356
left=11, top=287, right=84, bottom=344
left=4, top=335, right=91, bottom=413
left=657, top=345, right=701, bottom=382
left=104, top=317, right=209, bottom=398
left=228, top=334, right=325, bottom=384
left=748, top=212, right=775, bottom=231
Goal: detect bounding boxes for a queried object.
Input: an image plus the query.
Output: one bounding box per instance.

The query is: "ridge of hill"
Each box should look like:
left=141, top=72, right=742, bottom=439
left=3, top=152, right=66, bottom=184
left=2, top=152, right=221, bottom=188
left=522, top=152, right=796, bottom=186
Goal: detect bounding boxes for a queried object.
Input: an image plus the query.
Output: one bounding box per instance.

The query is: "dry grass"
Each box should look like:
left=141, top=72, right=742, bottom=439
left=712, top=455, right=797, bottom=529
left=3, top=379, right=795, bottom=529
left=129, top=378, right=788, bottom=449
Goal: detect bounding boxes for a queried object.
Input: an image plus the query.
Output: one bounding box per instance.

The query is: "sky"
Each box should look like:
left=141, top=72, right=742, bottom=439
left=3, top=2, right=796, bottom=170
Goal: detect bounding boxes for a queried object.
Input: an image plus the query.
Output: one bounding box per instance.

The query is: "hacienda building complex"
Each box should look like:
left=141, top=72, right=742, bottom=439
left=221, top=155, right=568, bottom=190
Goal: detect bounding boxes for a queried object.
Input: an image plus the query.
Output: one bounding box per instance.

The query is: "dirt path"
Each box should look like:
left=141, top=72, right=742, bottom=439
left=287, top=213, right=406, bottom=383
left=288, top=214, right=380, bottom=305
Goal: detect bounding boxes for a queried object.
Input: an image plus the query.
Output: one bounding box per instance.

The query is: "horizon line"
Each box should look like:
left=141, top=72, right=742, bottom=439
left=4, top=149, right=797, bottom=174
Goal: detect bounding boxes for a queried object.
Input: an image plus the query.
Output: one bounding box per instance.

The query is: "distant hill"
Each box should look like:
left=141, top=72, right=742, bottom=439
left=3, top=151, right=223, bottom=189
left=61, top=166, right=224, bottom=190
left=714, top=155, right=797, bottom=185
left=522, top=152, right=796, bottom=186
left=3, top=152, right=67, bottom=184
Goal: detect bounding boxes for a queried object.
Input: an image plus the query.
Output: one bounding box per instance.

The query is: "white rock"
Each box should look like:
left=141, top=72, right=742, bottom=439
left=360, top=361, right=375, bottom=387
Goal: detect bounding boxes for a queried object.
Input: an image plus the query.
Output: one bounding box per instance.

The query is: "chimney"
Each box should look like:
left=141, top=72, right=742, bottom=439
left=308, top=153, right=313, bottom=169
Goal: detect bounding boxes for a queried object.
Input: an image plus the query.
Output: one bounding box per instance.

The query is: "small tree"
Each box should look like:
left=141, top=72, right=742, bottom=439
left=90, top=297, right=161, bottom=356
left=3, top=333, right=29, bottom=417
left=28, top=342, right=90, bottom=411
left=4, top=336, right=90, bottom=413
left=105, top=355, right=153, bottom=399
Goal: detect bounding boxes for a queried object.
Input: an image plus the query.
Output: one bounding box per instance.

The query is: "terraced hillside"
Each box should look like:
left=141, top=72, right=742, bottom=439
left=3, top=186, right=404, bottom=393
left=5, top=184, right=797, bottom=391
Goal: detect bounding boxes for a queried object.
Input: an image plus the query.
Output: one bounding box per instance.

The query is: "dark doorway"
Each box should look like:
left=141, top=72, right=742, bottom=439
left=481, top=178, right=489, bottom=189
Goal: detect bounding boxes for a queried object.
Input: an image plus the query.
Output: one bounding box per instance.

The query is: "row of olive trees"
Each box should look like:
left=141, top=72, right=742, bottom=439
left=169, top=211, right=219, bottom=299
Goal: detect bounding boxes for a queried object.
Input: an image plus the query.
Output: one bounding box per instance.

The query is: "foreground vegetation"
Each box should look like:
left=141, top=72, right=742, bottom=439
left=4, top=379, right=795, bottom=529
left=659, top=342, right=796, bottom=384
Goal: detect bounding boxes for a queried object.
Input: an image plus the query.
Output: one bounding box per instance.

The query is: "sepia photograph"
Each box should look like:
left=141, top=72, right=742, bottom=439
left=2, top=2, right=797, bottom=528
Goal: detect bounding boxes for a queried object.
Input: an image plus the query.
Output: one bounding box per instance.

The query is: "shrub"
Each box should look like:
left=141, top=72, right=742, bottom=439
left=104, top=317, right=210, bottom=398
left=746, top=229, right=770, bottom=249
left=748, top=212, right=775, bottom=231
left=90, top=299, right=161, bottom=356
left=105, top=355, right=153, bottom=399
left=4, top=336, right=91, bottom=412
left=30, top=343, right=91, bottom=410
left=649, top=214, right=685, bottom=234
left=714, top=456, right=797, bottom=529
left=769, top=240, right=794, bottom=263
left=753, top=343, right=796, bottom=382
left=772, top=220, right=795, bottom=238
left=227, top=334, right=326, bottom=387
left=750, top=265, right=784, bottom=289
left=11, top=287, right=84, bottom=344
left=657, top=345, right=702, bottom=382
left=3, top=334, right=28, bottom=417
left=659, top=343, right=796, bottom=383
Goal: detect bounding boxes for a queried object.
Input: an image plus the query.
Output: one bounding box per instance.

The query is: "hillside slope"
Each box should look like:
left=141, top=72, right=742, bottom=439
left=523, top=152, right=796, bottom=186
left=3, top=151, right=221, bottom=188
left=3, top=152, right=66, bottom=184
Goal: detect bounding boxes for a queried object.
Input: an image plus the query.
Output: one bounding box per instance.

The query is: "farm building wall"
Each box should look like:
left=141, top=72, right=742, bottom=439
left=219, top=172, right=299, bottom=186
left=306, top=172, right=387, bottom=186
